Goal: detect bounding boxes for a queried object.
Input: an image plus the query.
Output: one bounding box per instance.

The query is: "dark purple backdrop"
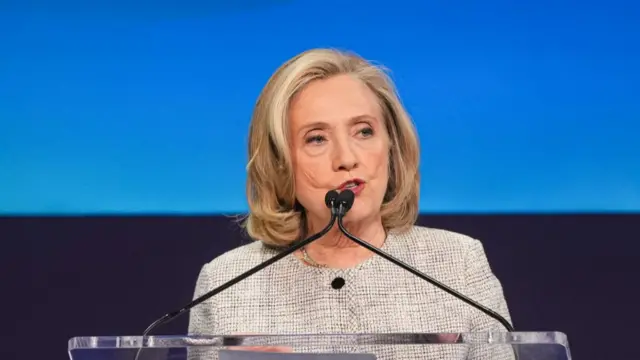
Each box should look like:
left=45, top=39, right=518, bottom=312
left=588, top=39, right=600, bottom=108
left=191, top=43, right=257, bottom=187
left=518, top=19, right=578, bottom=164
left=4, top=214, right=639, bottom=360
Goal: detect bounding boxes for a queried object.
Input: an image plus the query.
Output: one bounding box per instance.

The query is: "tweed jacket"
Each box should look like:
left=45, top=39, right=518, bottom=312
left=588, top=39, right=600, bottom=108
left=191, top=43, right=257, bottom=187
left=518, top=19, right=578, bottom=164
left=187, top=225, right=514, bottom=360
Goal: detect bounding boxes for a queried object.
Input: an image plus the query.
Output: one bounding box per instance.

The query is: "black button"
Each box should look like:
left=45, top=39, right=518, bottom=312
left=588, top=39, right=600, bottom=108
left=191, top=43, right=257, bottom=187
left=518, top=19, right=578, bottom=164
left=331, top=277, right=345, bottom=289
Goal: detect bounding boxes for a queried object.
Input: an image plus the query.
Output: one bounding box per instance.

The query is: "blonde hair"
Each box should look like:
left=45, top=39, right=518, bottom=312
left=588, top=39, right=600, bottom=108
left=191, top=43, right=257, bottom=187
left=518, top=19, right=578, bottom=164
left=242, top=48, right=420, bottom=246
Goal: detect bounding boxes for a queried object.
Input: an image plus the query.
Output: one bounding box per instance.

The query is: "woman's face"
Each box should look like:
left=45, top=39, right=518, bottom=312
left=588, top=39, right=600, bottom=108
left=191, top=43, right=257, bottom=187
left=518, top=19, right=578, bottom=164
left=288, top=74, right=390, bottom=228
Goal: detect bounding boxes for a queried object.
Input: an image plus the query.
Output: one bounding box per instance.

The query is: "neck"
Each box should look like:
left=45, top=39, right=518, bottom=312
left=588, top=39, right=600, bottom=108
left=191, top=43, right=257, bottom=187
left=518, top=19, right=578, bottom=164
left=300, top=214, right=386, bottom=269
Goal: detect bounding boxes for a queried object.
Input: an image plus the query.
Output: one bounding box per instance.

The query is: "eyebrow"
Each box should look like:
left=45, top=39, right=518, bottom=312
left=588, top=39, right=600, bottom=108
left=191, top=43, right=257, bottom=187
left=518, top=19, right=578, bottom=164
left=297, top=115, right=378, bottom=136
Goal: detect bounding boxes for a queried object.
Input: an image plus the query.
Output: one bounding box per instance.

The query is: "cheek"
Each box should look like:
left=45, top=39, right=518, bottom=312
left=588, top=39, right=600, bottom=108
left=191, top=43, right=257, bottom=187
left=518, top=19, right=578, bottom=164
left=366, top=144, right=390, bottom=193
left=375, top=156, right=390, bottom=189
left=293, top=156, right=328, bottom=193
left=299, top=167, right=322, bottom=187
left=294, top=165, right=330, bottom=210
left=367, top=144, right=390, bottom=174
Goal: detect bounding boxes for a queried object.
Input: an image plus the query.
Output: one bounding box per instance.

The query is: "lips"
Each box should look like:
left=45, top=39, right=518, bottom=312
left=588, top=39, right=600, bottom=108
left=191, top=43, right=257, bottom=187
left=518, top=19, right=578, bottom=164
left=337, top=178, right=366, bottom=196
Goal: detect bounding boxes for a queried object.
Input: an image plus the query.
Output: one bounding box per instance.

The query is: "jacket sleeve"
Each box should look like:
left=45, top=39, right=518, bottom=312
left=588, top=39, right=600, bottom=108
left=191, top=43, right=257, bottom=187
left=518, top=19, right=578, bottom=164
left=188, top=261, right=217, bottom=335
left=187, top=261, right=219, bottom=360
left=464, top=238, right=516, bottom=360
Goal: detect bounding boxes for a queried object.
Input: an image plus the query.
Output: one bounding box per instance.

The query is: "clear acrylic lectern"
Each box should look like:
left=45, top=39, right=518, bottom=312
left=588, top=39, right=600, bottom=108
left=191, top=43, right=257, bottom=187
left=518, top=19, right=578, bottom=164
left=68, top=332, right=571, bottom=360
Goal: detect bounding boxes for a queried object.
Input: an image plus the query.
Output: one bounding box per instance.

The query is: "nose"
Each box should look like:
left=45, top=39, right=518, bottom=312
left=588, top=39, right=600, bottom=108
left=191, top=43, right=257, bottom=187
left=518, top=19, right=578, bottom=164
left=331, top=136, right=358, bottom=172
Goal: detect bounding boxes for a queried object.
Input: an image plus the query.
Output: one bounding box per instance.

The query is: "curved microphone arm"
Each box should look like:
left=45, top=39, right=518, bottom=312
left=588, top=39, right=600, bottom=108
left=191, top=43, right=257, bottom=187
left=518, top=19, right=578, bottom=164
left=139, top=191, right=342, bottom=341
left=335, top=206, right=515, bottom=332
left=132, top=209, right=338, bottom=360
left=143, top=212, right=338, bottom=337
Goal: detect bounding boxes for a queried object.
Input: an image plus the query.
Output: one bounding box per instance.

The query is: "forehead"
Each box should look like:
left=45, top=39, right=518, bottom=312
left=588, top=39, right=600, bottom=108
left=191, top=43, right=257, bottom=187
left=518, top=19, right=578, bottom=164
left=289, top=74, right=382, bottom=127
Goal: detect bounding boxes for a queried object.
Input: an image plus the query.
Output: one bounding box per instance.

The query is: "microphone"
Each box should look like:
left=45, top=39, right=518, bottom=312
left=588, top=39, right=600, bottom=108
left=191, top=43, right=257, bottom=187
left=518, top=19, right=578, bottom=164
left=140, top=190, right=341, bottom=337
left=334, top=190, right=515, bottom=332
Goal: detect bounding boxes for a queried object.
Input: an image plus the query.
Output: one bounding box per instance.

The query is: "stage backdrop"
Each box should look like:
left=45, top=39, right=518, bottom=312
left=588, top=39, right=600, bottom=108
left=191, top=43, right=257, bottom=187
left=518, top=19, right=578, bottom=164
left=2, top=1, right=639, bottom=360
left=1, top=0, right=638, bottom=215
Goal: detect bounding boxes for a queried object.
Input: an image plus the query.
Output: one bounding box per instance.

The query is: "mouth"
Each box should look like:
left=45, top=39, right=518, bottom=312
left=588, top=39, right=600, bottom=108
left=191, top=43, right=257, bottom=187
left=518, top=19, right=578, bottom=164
left=336, top=178, right=366, bottom=195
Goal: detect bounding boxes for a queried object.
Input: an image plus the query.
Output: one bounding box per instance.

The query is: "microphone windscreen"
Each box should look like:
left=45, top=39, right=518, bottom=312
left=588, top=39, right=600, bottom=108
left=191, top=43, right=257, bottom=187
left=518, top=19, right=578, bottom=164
left=325, top=190, right=340, bottom=209
left=337, top=189, right=355, bottom=211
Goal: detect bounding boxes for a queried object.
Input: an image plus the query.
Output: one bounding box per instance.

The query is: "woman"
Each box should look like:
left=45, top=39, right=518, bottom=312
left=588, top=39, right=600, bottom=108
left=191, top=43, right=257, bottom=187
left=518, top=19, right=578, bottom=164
left=188, top=48, right=513, bottom=359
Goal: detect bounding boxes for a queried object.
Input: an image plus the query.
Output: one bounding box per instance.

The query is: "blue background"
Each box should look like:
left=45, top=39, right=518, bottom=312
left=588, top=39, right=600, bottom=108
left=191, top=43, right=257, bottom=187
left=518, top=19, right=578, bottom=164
left=1, top=0, right=638, bottom=214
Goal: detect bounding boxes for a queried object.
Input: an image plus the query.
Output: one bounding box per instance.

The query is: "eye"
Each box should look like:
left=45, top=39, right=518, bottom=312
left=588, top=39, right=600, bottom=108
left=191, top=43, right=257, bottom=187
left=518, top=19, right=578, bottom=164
left=358, top=126, right=374, bottom=138
left=305, top=134, right=326, bottom=144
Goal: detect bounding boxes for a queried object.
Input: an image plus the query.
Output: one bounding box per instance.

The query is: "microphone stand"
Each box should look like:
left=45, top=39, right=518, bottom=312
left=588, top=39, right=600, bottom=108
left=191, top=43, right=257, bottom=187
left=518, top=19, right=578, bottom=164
left=132, top=189, right=517, bottom=360
left=334, top=191, right=520, bottom=360
left=133, top=192, right=342, bottom=360
left=334, top=191, right=515, bottom=332
left=143, top=210, right=339, bottom=336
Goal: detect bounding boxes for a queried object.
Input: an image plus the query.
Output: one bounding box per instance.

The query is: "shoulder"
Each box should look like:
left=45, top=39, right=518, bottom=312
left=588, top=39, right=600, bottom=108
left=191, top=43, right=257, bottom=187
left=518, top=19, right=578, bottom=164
left=391, top=225, right=487, bottom=259
left=189, top=240, right=280, bottom=332
left=390, top=225, right=506, bottom=302
left=195, top=240, right=279, bottom=291
left=394, top=227, right=512, bottom=326
left=205, top=240, right=276, bottom=268
left=387, top=225, right=494, bottom=281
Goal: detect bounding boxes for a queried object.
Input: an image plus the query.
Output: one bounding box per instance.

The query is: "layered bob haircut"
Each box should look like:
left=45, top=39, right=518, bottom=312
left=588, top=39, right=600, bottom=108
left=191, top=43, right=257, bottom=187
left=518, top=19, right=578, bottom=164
left=242, top=48, right=420, bottom=247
